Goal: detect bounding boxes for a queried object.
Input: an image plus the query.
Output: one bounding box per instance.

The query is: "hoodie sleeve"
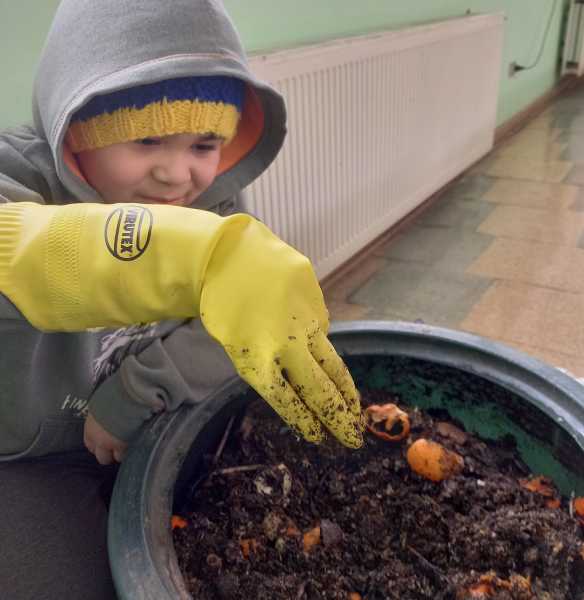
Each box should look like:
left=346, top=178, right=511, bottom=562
left=87, top=319, right=238, bottom=441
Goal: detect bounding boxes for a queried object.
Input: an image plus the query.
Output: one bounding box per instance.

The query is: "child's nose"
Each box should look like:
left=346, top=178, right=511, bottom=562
left=152, top=157, right=191, bottom=186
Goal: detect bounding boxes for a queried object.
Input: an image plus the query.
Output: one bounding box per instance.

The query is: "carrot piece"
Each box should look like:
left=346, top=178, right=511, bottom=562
left=520, top=476, right=555, bottom=497
left=469, top=582, right=494, bottom=595
left=458, top=572, right=531, bottom=598
left=302, top=526, right=322, bottom=551
left=171, top=516, right=187, bottom=530
left=574, top=497, right=584, bottom=515
left=406, top=439, right=463, bottom=482
left=350, top=594, right=362, bottom=600
left=545, top=497, right=561, bottom=508
left=240, top=539, right=259, bottom=556
left=509, top=574, right=531, bottom=589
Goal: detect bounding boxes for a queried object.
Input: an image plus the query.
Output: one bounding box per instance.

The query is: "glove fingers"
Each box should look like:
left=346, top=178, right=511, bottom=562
left=309, top=330, right=365, bottom=429
left=284, top=349, right=364, bottom=449
left=244, top=364, right=327, bottom=444
left=264, top=384, right=327, bottom=444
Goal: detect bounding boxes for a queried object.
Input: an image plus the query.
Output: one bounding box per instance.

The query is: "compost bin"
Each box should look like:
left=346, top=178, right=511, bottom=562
left=108, top=321, right=584, bottom=599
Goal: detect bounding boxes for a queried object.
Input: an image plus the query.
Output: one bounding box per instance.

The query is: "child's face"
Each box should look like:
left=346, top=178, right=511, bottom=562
left=76, top=132, right=223, bottom=207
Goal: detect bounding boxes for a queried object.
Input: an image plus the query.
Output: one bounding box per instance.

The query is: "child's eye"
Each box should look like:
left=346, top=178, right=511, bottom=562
left=135, top=138, right=158, bottom=146
left=193, top=144, right=218, bottom=152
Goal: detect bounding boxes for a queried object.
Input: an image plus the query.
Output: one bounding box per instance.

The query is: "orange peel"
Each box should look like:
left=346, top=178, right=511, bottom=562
left=457, top=572, right=531, bottom=598
left=240, top=539, right=259, bottom=556
left=363, top=403, right=410, bottom=441
left=520, top=476, right=563, bottom=509
left=520, top=476, right=555, bottom=497
left=468, top=582, right=493, bottom=596
left=302, top=526, right=322, bottom=551
left=406, top=439, right=463, bottom=482
left=171, top=516, right=187, bottom=530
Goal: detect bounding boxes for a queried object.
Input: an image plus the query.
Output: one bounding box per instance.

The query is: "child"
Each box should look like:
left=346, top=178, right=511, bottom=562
left=0, top=0, right=364, bottom=598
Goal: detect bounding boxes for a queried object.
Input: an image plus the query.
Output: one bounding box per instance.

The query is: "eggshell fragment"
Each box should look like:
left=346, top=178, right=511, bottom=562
left=363, top=403, right=410, bottom=441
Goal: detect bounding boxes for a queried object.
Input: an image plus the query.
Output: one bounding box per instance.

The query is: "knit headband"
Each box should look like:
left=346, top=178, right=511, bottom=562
left=65, top=76, right=246, bottom=153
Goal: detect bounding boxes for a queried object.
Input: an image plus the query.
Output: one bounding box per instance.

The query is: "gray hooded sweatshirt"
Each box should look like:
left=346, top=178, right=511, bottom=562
left=0, top=0, right=286, bottom=459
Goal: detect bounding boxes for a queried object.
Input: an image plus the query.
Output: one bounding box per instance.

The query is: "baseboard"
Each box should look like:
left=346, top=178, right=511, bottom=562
left=494, top=74, right=583, bottom=146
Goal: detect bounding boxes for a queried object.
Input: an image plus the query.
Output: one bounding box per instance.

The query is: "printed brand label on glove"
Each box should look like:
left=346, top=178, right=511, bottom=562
left=105, top=205, right=153, bottom=261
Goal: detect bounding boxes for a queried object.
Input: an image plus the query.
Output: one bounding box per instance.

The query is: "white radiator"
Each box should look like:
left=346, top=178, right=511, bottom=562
left=248, top=14, right=505, bottom=280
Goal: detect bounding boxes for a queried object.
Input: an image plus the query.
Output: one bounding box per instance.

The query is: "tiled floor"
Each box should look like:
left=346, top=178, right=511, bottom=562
left=323, top=81, right=584, bottom=377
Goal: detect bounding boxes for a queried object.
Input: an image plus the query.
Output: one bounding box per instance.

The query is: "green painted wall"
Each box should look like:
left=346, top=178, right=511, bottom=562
left=224, top=0, right=569, bottom=128
left=0, top=0, right=63, bottom=131
left=0, top=0, right=570, bottom=131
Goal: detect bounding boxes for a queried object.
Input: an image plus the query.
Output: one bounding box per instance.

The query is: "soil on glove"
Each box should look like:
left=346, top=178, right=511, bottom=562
left=174, top=389, right=584, bottom=600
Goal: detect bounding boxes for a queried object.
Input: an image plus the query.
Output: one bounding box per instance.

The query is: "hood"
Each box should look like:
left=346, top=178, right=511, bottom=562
left=32, top=0, right=286, bottom=210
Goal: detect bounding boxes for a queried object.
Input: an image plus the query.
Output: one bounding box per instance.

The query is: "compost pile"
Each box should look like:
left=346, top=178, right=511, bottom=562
left=174, top=389, right=584, bottom=599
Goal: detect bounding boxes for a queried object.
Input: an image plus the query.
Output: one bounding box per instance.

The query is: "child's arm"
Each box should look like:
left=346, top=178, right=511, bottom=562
left=86, top=319, right=240, bottom=464
left=0, top=202, right=365, bottom=449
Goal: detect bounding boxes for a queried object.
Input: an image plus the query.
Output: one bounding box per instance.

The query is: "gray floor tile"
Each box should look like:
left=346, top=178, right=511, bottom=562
left=375, top=224, right=493, bottom=272
left=564, top=163, right=584, bottom=185
left=547, top=106, right=584, bottom=118
left=556, top=131, right=584, bottom=145
left=550, top=99, right=584, bottom=115
left=439, top=176, right=497, bottom=200
left=461, top=154, right=499, bottom=179
left=348, top=261, right=492, bottom=329
left=569, top=187, right=584, bottom=212
left=413, top=197, right=495, bottom=229
left=558, top=133, right=584, bottom=161
left=543, top=114, right=584, bottom=130
left=576, top=227, right=584, bottom=249
left=559, top=147, right=584, bottom=162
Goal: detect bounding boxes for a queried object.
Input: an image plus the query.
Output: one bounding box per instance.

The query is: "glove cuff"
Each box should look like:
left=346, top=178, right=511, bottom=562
left=0, top=202, right=73, bottom=329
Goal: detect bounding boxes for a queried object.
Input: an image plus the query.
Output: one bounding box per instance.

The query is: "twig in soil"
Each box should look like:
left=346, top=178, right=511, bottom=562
left=407, top=545, right=445, bottom=583
left=184, top=472, right=208, bottom=502
left=213, top=416, right=236, bottom=465
left=296, top=579, right=309, bottom=599
left=213, top=464, right=266, bottom=475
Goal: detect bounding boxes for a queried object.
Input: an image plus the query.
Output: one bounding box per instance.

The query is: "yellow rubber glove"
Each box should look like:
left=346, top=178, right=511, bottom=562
left=0, top=202, right=365, bottom=448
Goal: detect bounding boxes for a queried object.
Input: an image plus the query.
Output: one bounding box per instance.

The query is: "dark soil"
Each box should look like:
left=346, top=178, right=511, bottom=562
left=174, top=389, right=584, bottom=600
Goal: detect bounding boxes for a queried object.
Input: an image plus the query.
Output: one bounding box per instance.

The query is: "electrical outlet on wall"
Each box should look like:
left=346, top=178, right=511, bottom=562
left=509, top=62, right=517, bottom=77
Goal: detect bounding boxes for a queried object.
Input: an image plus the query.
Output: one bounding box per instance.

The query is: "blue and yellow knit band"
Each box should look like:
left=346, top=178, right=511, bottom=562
left=65, top=76, right=245, bottom=153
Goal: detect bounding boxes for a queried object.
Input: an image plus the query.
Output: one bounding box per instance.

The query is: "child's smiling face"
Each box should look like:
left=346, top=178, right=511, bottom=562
left=76, top=131, right=223, bottom=207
